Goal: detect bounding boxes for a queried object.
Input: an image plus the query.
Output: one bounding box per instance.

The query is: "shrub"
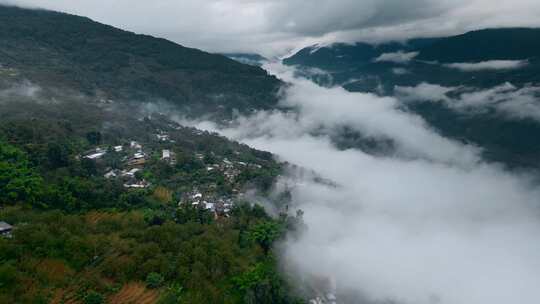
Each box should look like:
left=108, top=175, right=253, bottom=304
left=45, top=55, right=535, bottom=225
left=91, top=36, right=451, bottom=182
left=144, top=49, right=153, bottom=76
left=84, top=291, right=104, bottom=304
left=146, top=272, right=164, bottom=289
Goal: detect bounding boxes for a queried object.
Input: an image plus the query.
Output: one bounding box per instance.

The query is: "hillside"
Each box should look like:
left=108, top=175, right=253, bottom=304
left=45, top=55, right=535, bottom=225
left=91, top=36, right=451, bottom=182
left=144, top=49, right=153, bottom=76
left=0, top=60, right=306, bottom=302
left=284, top=28, right=540, bottom=89
left=0, top=5, right=282, bottom=117
left=416, top=28, right=540, bottom=62
left=283, top=38, right=439, bottom=71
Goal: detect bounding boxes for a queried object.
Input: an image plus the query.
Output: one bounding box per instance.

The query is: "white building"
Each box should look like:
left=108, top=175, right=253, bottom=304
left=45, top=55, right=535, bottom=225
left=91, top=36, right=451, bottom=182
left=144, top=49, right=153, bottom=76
left=130, top=141, right=142, bottom=150
left=84, top=151, right=106, bottom=160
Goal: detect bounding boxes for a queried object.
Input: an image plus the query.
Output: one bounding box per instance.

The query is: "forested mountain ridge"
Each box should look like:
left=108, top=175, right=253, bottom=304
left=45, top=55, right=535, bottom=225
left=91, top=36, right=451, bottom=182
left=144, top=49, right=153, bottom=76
left=284, top=28, right=540, bottom=90
left=0, top=5, right=282, bottom=117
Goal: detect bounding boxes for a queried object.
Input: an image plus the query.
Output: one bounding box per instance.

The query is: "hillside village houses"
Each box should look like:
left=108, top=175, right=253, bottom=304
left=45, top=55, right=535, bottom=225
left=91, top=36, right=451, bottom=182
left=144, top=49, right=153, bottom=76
left=181, top=189, right=235, bottom=217
left=0, top=221, right=13, bottom=238
left=80, top=133, right=259, bottom=217
left=162, top=149, right=176, bottom=165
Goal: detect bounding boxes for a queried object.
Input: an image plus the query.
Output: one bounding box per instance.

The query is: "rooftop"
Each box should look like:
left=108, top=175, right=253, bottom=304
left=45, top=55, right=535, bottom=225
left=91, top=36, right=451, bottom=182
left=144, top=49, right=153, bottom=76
left=0, top=221, right=13, bottom=232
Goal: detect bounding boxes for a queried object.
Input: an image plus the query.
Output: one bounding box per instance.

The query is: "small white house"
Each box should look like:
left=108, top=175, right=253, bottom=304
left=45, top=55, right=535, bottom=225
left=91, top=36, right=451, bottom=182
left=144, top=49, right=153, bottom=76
left=0, top=221, right=13, bottom=237
left=130, top=141, right=142, bottom=150
left=104, top=170, right=117, bottom=179
left=162, top=149, right=171, bottom=159
left=84, top=151, right=106, bottom=160
left=156, top=134, right=170, bottom=141
left=133, top=152, right=145, bottom=159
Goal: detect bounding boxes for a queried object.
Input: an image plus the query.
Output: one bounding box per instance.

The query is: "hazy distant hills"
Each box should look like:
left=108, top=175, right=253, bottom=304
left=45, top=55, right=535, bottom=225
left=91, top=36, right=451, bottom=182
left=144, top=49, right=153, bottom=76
left=0, top=5, right=282, bottom=117
left=416, top=28, right=540, bottom=63
left=284, top=28, right=540, bottom=92
left=284, top=28, right=540, bottom=170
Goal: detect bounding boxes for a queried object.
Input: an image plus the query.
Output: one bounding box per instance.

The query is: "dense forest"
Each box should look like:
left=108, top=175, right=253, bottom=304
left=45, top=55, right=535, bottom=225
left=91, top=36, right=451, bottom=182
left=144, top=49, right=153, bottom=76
left=0, top=79, right=303, bottom=303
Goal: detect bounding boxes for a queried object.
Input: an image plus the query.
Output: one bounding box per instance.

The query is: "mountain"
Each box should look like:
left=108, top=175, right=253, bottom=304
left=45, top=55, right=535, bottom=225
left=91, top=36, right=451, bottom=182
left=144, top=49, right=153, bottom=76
left=416, top=28, right=540, bottom=63
left=0, top=5, right=282, bottom=117
left=284, top=28, right=540, bottom=170
left=284, top=28, right=540, bottom=91
left=283, top=38, right=439, bottom=71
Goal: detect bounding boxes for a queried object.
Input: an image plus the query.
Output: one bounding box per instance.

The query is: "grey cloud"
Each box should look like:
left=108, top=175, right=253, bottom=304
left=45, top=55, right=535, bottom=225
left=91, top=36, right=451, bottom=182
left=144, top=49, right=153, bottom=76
left=0, top=80, right=41, bottom=98
left=443, top=60, right=529, bottom=72
left=396, top=82, right=540, bottom=122
left=4, top=0, right=540, bottom=56
left=391, top=67, right=410, bottom=75
left=374, top=51, right=419, bottom=64
left=266, top=0, right=459, bottom=36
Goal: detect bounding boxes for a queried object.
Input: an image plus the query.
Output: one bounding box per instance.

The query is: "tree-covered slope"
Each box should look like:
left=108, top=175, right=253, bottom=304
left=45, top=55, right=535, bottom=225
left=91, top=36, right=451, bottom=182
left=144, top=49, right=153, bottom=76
left=416, top=28, right=540, bottom=62
left=283, top=28, right=540, bottom=90
left=0, top=5, right=282, bottom=117
left=283, top=39, right=439, bottom=71
left=0, top=75, right=302, bottom=304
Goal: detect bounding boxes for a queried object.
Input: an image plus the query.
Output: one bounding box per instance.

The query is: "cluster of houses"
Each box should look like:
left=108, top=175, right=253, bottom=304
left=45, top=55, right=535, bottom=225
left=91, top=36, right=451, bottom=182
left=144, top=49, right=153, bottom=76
left=181, top=189, right=235, bottom=218
left=82, top=140, right=153, bottom=189
left=308, top=277, right=339, bottom=304
left=205, top=157, right=262, bottom=183
left=80, top=127, right=262, bottom=199
left=309, top=294, right=337, bottom=304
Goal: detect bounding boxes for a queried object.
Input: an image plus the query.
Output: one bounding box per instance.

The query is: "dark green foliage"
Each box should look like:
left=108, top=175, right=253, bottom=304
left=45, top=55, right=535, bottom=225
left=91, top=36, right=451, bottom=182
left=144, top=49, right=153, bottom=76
left=0, top=141, right=44, bottom=206
left=85, top=131, right=102, bottom=145
left=232, top=257, right=303, bottom=304
left=416, top=28, right=540, bottom=63
left=146, top=272, right=165, bottom=288
left=249, top=221, right=283, bottom=255
left=84, top=291, right=104, bottom=304
left=0, top=206, right=301, bottom=304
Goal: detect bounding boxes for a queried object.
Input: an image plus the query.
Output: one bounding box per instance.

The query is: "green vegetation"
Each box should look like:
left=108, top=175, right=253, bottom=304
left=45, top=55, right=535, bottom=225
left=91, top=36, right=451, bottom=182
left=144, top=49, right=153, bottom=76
left=0, top=204, right=301, bottom=303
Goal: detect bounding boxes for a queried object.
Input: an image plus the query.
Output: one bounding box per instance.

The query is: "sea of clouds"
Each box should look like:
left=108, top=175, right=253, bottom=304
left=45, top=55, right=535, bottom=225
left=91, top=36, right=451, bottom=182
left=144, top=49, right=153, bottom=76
left=188, top=63, right=540, bottom=304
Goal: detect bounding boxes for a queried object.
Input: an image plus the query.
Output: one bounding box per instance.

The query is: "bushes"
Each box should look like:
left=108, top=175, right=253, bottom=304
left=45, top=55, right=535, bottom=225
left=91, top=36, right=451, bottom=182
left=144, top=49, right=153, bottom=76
left=0, top=141, right=45, bottom=206
left=84, top=291, right=104, bottom=304
left=146, top=272, right=165, bottom=288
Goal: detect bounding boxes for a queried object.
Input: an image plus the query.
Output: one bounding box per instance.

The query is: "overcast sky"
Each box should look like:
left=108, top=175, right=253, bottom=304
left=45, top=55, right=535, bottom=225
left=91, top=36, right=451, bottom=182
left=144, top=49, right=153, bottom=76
left=3, top=0, right=540, bottom=56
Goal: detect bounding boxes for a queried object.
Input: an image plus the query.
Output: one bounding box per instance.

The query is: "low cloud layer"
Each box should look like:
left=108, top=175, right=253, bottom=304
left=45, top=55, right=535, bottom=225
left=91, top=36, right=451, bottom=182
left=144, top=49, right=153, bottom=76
left=189, top=63, right=540, bottom=304
left=4, top=0, right=540, bottom=56
left=443, top=60, right=529, bottom=71
left=396, top=82, right=540, bottom=121
left=374, top=51, right=419, bottom=64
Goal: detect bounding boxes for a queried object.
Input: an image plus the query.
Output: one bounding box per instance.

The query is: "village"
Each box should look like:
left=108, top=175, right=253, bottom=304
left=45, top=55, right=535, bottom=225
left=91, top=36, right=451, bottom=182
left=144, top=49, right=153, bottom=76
left=78, top=127, right=267, bottom=218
